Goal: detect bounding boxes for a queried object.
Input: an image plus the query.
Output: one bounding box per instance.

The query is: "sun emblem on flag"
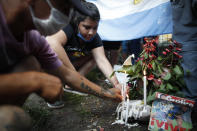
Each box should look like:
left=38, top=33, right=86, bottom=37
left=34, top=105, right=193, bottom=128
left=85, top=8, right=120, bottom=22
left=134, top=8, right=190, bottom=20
left=134, top=0, right=142, bottom=5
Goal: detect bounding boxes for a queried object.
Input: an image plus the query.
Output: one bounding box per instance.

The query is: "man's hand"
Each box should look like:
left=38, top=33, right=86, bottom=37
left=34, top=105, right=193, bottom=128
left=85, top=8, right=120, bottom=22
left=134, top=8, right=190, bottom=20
left=106, top=88, right=122, bottom=102
left=31, top=72, right=63, bottom=103
left=114, top=83, right=122, bottom=89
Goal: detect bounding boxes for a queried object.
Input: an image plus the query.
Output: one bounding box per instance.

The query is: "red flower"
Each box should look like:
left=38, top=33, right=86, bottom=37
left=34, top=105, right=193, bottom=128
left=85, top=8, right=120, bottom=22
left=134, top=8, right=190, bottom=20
left=178, top=55, right=183, bottom=58
left=127, top=83, right=132, bottom=87
left=173, top=52, right=179, bottom=56
left=140, top=57, right=144, bottom=61
left=151, top=54, right=156, bottom=59
left=169, top=45, right=174, bottom=49
left=176, top=48, right=182, bottom=51
left=174, top=40, right=182, bottom=48
left=148, top=63, right=153, bottom=69
left=162, top=51, right=167, bottom=55
left=147, top=74, right=154, bottom=80
left=153, top=78, right=162, bottom=86
left=165, top=48, right=170, bottom=52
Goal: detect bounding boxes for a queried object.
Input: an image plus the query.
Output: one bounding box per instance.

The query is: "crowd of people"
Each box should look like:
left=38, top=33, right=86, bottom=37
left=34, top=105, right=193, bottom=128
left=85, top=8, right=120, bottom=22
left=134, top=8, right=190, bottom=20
left=0, top=0, right=196, bottom=130
left=0, top=0, right=123, bottom=130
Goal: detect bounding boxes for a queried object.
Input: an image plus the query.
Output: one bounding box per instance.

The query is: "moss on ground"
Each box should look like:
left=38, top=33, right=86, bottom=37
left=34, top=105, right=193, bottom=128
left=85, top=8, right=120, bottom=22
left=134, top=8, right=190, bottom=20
left=23, top=105, right=51, bottom=130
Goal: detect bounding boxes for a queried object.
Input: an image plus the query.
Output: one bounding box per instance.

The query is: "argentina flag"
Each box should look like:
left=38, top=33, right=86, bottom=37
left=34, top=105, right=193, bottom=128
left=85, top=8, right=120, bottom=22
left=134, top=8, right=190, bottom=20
left=86, top=0, right=173, bottom=41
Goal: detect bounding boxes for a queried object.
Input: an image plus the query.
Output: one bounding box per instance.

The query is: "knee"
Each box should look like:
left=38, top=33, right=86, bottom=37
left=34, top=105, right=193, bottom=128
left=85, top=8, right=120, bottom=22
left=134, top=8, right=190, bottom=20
left=0, top=105, right=32, bottom=131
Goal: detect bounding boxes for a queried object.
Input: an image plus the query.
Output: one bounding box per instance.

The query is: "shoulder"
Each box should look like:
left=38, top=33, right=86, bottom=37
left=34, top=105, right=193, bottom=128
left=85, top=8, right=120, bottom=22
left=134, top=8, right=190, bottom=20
left=25, top=30, right=49, bottom=51
left=25, top=30, right=62, bottom=69
left=93, top=33, right=103, bottom=45
left=27, top=30, right=46, bottom=44
left=89, top=33, right=103, bottom=49
left=62, top=24, right=74, bottom=39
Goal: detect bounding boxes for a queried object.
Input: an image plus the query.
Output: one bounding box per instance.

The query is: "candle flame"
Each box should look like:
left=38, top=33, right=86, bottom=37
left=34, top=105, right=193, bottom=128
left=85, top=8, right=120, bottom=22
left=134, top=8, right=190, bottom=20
left=143, top=70, right=146, bottom=76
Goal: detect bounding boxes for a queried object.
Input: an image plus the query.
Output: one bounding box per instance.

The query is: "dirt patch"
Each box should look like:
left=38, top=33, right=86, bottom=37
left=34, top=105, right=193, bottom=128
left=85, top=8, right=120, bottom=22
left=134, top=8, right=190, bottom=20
left=23, top=68, right=149, bottom=131
left=24, top=93, right=149, bottom=131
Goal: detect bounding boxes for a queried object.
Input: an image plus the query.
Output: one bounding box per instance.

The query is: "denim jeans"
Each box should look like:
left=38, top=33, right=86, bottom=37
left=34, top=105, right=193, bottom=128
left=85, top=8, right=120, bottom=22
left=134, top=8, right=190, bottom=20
left=181, top=50, right=197, bottom=110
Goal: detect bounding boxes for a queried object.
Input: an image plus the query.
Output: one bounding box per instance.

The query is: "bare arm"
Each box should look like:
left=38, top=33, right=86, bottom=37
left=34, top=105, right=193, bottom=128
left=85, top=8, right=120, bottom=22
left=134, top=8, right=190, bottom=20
left=92, top=46, right=120, bottom=88
left=46, top=64, right=122, bottom=101
left=0, top=72, right=62, bottom=103
left=46, top=30, right=76, bottom=71
left=46, top=31, right=122, bottom=101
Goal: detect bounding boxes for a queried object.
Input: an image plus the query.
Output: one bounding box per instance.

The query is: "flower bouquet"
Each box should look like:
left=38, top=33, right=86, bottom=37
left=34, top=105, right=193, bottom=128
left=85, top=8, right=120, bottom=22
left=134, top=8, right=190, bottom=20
left=116, top=37, right=186, bottom=104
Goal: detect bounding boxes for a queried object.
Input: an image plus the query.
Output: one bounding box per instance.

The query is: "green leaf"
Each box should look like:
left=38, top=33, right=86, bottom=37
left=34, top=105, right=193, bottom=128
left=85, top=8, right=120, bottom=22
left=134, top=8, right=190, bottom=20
left=163, top=72, right=171, bottom=80
left=110, top=71, right=115, bottom=78
left=147, top=90, right=156, bottom=103
left=157, top=56, right=162, bottom=61
left=144, top=52, right=148, bottom=59
left=152, top=61, right=156, bottom=71
left=172, top=86, right=179, bottom=91
left=173, top=65, right=183, bottom=76
left=129, top=74, right=142, bottom=81
left=158, top=84, right=166, bottom=92
left=166, top=83, right=173, bottom=90
left=158, top=65, right=163, bottom=74
left=117, top=66, right=133, bottom=74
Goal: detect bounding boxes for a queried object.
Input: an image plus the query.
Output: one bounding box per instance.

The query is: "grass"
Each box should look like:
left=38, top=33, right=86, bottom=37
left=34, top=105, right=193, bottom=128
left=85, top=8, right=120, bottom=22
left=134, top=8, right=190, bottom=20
left=23, top=105, right=51, bottom=130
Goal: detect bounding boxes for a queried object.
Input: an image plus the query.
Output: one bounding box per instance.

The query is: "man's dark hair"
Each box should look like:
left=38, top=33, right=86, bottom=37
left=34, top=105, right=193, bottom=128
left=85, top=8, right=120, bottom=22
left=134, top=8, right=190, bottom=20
left=70, top=1, right=100, bottom=32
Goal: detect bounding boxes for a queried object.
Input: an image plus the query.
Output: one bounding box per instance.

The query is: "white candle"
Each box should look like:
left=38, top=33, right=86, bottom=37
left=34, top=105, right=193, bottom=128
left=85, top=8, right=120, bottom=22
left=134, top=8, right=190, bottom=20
left=143, top=70, right=147, bottom=106
left=125, top=94, right=129, bottom=124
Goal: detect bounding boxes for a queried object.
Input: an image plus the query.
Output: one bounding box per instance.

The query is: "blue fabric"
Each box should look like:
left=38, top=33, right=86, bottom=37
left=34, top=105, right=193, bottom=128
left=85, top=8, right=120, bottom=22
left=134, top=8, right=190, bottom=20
left=121, top=41, right=128, bottom=53
left=96, top=2, right=173, bottom=41
left=171, top=0, right=197, bottom=52
left=77, top=32, right=95, bottom=42
left=121, top=39, right=141, bottom=58
left=171, top=0, right=197, bottom=109
left=181, top=51, right=197, bottom=104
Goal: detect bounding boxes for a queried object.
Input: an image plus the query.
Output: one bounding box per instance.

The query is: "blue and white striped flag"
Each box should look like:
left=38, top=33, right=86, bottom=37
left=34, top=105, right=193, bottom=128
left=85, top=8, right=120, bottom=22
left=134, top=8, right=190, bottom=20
left=87, top=0, right=172, bottom=41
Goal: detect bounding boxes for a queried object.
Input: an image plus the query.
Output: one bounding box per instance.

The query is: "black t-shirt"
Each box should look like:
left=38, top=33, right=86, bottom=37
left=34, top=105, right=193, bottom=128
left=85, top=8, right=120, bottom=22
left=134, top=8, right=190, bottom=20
left=62, top=24, right=103, bottom=59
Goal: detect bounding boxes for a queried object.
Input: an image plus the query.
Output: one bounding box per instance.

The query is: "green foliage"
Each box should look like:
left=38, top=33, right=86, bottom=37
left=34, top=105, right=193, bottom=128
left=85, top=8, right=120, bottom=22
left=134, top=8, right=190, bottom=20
left=115, top=39, right=186, bottom=104
left=23, top=106, right=51, bottom=130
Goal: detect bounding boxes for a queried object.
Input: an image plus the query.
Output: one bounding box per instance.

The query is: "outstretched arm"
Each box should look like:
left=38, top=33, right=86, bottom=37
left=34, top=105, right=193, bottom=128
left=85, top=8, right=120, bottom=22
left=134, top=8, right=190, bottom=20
left=47, top=64, right=122, bottom=101
left=92, top=46, right=121, bottom=88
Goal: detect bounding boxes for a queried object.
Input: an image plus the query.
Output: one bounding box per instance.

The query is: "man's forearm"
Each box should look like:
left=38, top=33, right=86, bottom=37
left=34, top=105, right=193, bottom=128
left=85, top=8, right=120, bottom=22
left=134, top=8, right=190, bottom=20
left=0, top=72, right=38, bottom=96
left=58, top=65, right=115, bottom=99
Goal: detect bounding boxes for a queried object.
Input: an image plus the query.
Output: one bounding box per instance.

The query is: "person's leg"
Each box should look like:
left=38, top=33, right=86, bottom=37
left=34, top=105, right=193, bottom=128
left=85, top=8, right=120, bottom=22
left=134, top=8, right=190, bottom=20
left=121, top=41, right=129, bottom=61
left=0, top=105, right=32, bottom=131
left=103, top=41, right=121, bottom=66
left=181, top=51, right=197, bottom=105
left=72, top=55, right=94, bottom=74
left=107, top=49, right=120, bottom=67
left=181, top=50, right=197, bottom=127
left=78, top=59, right=96, bottom=76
